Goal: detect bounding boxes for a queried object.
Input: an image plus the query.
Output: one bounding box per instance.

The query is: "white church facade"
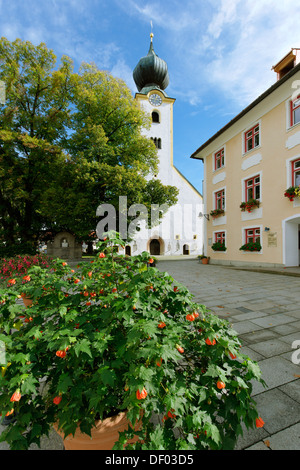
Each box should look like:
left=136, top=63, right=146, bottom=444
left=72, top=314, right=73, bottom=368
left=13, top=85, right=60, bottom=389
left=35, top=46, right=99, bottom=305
left=122, top=36, right=204, bottom=257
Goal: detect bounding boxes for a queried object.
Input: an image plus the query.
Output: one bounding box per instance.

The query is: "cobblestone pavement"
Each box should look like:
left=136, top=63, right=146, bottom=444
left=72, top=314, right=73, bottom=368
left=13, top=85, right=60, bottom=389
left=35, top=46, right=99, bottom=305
left=1, top=260, right=300, bottom=450
left=157, top=260, right=300, bottom=450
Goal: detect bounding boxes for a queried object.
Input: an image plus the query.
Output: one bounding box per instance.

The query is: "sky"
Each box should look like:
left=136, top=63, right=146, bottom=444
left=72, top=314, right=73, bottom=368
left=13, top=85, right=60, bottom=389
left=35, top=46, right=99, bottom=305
left=1, top=0, right=300, bottom=194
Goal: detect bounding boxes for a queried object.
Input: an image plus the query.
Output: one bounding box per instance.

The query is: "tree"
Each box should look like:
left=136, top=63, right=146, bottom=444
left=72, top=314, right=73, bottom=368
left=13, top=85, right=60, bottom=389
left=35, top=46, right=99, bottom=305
left=0, top=39, right=178, bottom=255
left=0, top=37, right=76, bottom=254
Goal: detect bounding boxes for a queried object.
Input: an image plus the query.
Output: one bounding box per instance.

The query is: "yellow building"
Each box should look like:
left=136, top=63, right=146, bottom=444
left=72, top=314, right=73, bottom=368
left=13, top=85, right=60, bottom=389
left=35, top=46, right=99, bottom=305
left=191, top=49, right=300, bottom=267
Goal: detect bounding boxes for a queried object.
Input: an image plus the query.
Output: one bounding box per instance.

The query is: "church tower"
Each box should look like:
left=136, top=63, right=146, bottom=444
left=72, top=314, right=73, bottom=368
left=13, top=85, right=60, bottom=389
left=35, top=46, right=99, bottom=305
left=133, top=33, right=175, bottom=182
left=128, top=34, right=203, bottom=257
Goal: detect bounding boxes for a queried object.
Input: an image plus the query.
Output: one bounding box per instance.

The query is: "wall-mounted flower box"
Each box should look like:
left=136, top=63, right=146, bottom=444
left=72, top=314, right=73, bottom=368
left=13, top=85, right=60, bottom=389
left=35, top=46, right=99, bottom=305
left=284, top=186, right=300, bottom=201
left=239, top=241, right=262, bottom=252
left=240, top=199, right=260, bottom=213
left=211, top=241, right=227, bottom=251
left=210, top=208, right=225, bottom=219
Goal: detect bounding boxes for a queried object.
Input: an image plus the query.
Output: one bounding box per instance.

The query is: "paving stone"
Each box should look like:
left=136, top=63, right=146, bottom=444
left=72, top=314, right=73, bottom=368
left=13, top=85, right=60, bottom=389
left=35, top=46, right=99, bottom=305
left=251, top=356, right=300, bottom=395
left=251, top=314, right=297, bottom=328
left=249, top=338, right=293, bottom=358
left=239, top=329, right=279, bottom=344
left=253, top=388, right=300, bottom=434
left=279, top=379, right=300, bottom=404
left=267, top=423, right=300, bottom=450
left=230, top=320, right=263, bottom=335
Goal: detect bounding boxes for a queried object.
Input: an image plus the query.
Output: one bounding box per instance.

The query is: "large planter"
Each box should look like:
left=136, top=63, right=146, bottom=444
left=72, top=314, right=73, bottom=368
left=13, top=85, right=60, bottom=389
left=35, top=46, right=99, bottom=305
left=202, top=258, right=209, bottom=264
left=54, top=411, right=142, bottom=450
left=21, top=294, right=33, bottom=308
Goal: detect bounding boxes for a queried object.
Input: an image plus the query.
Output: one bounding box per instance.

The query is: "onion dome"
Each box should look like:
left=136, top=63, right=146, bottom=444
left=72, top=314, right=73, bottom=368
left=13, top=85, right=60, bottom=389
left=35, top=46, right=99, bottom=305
left=133, top=34, right=169, bottom=95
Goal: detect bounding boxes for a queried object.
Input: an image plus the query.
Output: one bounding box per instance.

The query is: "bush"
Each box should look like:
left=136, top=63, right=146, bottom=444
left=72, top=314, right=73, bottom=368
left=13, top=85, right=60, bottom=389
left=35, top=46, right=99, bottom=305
left=0, top=232, right=265, bottom=450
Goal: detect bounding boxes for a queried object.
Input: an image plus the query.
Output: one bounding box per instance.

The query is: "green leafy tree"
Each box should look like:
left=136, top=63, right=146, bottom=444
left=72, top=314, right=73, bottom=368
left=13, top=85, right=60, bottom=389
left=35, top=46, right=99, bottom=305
left=0, top=39, right=178, bottom=254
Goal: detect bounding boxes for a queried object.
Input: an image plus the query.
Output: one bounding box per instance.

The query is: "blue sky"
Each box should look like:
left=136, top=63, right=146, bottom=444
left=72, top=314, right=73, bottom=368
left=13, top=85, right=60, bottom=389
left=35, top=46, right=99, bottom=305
left=1, top=0, right=300, bottom=194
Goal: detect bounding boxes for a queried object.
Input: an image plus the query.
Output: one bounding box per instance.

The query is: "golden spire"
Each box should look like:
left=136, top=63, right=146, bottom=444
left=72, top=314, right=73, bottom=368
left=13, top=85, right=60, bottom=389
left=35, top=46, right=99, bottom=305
left=150, top=21, right=154, bottom=42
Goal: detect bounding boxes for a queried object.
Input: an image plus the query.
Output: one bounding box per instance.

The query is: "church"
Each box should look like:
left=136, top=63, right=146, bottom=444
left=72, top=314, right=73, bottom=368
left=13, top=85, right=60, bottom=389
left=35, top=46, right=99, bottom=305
left=123, top=34, right=203, bottom=257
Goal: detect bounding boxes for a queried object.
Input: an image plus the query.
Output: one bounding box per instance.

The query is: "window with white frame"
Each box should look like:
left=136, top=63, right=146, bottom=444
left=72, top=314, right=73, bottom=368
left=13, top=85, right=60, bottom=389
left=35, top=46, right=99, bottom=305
left=245, top=175, right=260, bottom=201
left=290, top=95, right=300, bottom=127
left=214, top=148, right=224, bottom=171
left=215, top=231, right=225, bottom=244
left=291, top=158, right=300, bottom=187
left=244, top=123, right=260, bottom=153
left=245, top=227, right=260, bottom=244
left=215, top=188, right=225, bottom=210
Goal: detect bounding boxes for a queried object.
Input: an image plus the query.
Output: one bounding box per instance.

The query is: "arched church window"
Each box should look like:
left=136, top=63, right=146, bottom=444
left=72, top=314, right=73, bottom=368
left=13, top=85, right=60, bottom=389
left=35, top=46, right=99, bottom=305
left=150, top=137, right=162, bottom=149
left=152, top=111, right=160, bottom=123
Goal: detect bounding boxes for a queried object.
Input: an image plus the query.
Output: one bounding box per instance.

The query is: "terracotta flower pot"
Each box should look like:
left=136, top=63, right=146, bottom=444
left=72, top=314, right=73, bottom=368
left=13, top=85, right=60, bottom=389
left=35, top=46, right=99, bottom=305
left=54, top=411, right=142, bottom=450
left=202, top=258, right=208, bottom=264
left=21, top=294, right=33, bottom=307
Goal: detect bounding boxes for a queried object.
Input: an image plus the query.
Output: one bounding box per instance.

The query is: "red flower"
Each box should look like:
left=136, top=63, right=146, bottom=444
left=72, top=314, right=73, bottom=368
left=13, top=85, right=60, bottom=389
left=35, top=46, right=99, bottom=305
left=205, top=338, right=216, bottom=346
left=156, top=357, right=163, bottom=367
left=158, top=322, right=166, bottom=329
left=176, top=345, right=184, bottom=354
left=8, top=279, right=16, bottom=285
left=53, top=395, right=62, bottom=405
left=74, top=278, right=80, bottom=284
left=10, top=390, right=21, bottom=402
left=186, top=313, right=195, bottom=322
left=99, top=252, right=106, bottom=258
left=22, top=275, right=31, bottom=282
left=136, top=387, right=147, bottom=400
left=112, top=287, right=117, bottom=293
left=148, top=258, right=154, bottom=264
left=87, top=271, right=93, bottom=278
left=193, top=311, right=199, bottom=318
left=229, top=352, right=237, bottom=360
left=217, top=381, right=226, bottom=390
left=56, top=350, right=67, bottom=358
left=173, top=286, right=178, bottom=292
left=86, top=301, right=91, bottom=306
left=167, top=409, right=176, bottom=419
left=256, top=417, right=265, bottom=428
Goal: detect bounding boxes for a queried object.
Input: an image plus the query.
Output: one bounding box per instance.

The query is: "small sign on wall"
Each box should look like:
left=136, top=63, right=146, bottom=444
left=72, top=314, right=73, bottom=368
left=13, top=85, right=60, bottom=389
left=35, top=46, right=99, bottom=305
left=267, top=232, right=277, bottom=247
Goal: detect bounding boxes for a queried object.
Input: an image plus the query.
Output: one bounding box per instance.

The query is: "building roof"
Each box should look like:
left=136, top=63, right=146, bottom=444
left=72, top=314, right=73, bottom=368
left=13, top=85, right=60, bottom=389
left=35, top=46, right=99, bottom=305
left=191, top=60, right=300, bottom=160
left=133, top=37, right=170, bottom=94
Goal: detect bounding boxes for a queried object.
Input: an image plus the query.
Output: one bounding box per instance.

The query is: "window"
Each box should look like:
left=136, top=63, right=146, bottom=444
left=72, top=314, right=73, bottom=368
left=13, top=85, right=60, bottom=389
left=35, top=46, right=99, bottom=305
left=292, top=159, right=300, bottom=186
left=245, top=175, right=260, bottom=201
left=215, top=231, right=225, bottom=244
left=245, top=227, right=260, bottom=244
left=214, top=148, right=224, bottom=170
left=290, top=96, right=300, bottom=127
left=151, top=137, right=162, bottom=149
left=215, top=189, right=225, bottom=210
left=152, top=111, right=160, bottom=123
left=244, top=124, right=260, bottom=153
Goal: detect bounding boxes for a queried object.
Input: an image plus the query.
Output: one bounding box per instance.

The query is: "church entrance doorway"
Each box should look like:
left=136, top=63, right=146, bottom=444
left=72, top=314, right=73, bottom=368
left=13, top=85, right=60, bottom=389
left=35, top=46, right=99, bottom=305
left=183, top=244, right=190, bottom=255
left=149, top=239, right=161, bottom=255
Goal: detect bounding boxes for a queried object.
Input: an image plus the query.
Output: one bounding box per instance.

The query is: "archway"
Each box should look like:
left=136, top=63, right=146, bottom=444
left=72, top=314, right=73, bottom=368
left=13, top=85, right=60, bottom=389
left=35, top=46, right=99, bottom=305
left=183, top=244, right=190, bottom=255
left=283, top=214, right=300, bottom=266
left=149, top=239, right=161, bottom=255
left=125, top=246, right=131, bottom=256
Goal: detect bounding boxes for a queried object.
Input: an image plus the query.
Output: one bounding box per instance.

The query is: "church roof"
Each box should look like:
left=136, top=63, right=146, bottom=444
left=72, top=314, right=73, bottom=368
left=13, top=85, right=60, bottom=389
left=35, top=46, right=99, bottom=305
left=133, top=36, right=169, bottom=95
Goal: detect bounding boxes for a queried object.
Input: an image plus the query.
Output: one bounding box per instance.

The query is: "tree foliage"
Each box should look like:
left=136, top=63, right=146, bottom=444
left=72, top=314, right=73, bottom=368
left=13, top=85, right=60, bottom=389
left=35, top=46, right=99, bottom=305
left=0, top=38, right=178, bottom=254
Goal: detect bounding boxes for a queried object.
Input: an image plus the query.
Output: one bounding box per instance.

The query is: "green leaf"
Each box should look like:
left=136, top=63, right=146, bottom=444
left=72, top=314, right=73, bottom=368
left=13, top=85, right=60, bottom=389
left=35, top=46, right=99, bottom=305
left=73, top=339, right=93, bottom=358
left=100, top=368, right=116, bottom=387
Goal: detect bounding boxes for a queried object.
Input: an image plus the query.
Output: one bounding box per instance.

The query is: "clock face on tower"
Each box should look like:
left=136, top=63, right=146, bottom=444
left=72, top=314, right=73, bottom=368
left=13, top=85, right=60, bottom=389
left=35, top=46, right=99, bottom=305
left=149, top=93, right=162, bottom=106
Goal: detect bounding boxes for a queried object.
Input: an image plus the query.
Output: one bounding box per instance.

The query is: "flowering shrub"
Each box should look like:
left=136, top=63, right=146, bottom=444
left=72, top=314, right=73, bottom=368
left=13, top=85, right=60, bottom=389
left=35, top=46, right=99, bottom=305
left=211, top=242, right=227, bottom=252
left=0, top=232, right=265, bottom=450
left=239, top=241, right=262, bottom=252
left=240, top=199, right=260, bottom=213
left=284, top=186, right=300, bottom=201
left=209, top=209, right=225, bottom=219
left=0, top=254, right=53, bottom=287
